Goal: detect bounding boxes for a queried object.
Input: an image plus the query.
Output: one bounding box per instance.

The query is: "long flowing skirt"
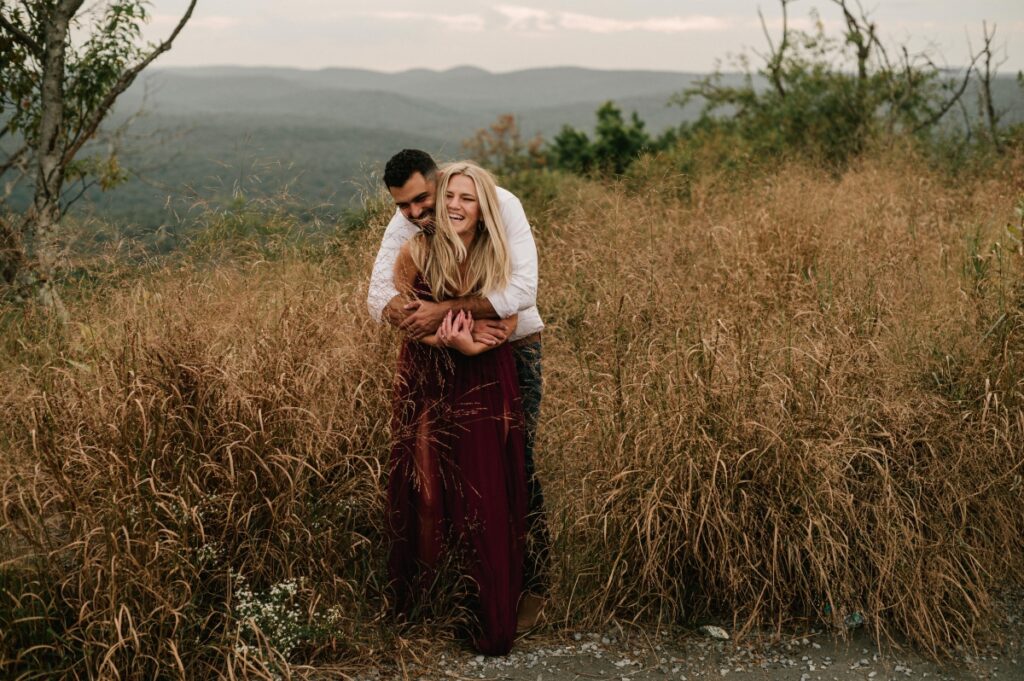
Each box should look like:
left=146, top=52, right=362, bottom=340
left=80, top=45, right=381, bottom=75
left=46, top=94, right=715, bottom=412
left=387, top=340, right=527, bottom=655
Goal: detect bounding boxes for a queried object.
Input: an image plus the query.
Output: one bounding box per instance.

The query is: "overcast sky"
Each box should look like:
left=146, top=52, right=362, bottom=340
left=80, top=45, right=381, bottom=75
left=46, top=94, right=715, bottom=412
left=144, top=1, right=1024, bottom=73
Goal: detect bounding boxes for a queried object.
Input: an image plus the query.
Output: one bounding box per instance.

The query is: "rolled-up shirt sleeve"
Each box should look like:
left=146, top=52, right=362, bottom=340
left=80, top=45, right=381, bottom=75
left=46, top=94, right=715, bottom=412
left=487, top=191, right=538, bottom=319
left=367, top=210, right=416, bottom=323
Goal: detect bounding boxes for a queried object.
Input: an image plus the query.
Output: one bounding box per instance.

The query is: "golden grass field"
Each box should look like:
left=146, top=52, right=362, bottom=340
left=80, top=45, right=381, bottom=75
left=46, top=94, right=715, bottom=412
left=1, top=146, right=1023, bottom=677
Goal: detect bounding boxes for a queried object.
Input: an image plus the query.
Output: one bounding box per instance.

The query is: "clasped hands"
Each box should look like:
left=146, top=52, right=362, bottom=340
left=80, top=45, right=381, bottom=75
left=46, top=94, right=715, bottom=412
left=436, top=309, right=477, bottom=353
left=400, top=299, right=508, bottom=347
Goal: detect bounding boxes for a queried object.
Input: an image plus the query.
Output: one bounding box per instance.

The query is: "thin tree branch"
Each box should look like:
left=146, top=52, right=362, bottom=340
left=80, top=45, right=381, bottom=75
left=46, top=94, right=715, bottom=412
left=17, top=0, right=39, bottom=25
left=758, top=6, right=777, bottom=60
left=60, top=176, right=97, bottom=212
left=0, top=11, right=43, bottom=57
left=957, top=97, right=972, bottom=144
left=883, top=47, right=921, bottom=132
left=0, top=144, right=30, bottom=178
left=872, top=32, right=893, bottom=73
left=911, top=53, right=980, bottom=133
left=61, top=0, right=198, bottom=168
left=758, top=0, right=791, bottom=98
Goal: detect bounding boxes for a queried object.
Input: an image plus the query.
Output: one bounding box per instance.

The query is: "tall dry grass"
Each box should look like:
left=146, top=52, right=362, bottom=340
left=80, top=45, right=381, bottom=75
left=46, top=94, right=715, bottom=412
left=539, top=150, right=1024, bottom=655
left=1, top=147, right=1023, bottom=676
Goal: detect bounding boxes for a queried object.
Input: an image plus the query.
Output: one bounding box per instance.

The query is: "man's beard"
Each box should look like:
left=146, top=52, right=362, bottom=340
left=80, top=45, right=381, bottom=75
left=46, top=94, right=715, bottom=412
left=412, top=211, right=436, bottom=234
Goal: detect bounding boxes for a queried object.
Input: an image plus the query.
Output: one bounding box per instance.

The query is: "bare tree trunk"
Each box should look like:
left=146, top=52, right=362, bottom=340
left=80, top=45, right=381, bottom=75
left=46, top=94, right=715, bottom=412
left=17, top=0, right=83, bottom=322
left=976, top=22, right=1003, bottom=152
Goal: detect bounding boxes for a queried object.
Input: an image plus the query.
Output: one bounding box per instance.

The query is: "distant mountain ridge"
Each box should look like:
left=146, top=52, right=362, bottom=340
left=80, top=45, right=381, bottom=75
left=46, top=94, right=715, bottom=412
left=121, top=64, right=711, bottom=138
left=128, top=64, right=1023, bottom=138
left=23, top=65, right=1023, bottom=232
left=147, top=65, right=703, bottom=106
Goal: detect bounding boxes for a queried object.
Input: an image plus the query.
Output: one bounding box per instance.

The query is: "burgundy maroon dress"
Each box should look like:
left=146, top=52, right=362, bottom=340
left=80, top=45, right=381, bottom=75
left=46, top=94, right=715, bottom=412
left=387, top=276, right=528, bottom=655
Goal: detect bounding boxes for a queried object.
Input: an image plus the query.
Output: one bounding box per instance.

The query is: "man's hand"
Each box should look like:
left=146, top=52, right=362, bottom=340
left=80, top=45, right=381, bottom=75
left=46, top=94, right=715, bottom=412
left=399, top=299, right=448, bottom=339
left=471, top=318, right=508, bottom=347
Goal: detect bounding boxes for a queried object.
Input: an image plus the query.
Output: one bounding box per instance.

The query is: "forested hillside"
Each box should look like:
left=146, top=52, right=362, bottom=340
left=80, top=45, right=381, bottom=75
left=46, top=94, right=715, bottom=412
left=4, top=65, right=1022, bottom=235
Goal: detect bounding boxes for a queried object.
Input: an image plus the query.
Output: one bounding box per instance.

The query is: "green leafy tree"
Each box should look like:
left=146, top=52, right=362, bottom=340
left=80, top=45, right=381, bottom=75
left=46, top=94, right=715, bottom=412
left=592, top=102, right=653, bottom=175
left=550, top=124, right=594, bottom=175
left=550, top=101, right=659, bottom=176
left=1, top=0, right=197, bottom=320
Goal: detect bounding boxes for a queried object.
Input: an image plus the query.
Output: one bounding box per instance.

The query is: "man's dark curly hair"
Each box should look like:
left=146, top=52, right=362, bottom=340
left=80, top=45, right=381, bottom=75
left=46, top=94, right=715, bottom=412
left=383, top=149, right=438, bottom=189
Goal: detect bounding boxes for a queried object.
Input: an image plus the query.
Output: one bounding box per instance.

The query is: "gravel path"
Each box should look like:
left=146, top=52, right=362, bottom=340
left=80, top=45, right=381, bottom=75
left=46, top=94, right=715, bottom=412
left=351, top=591, right=1024, bottom=681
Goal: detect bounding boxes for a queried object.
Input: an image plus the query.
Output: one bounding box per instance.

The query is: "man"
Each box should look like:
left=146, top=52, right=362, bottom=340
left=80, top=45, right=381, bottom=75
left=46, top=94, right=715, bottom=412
left=367, top=149, right=548, bottom=631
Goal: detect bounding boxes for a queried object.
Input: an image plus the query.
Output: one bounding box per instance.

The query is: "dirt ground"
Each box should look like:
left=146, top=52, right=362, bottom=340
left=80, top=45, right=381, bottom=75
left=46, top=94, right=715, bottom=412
left=350, top=591, right=1024, bottom=681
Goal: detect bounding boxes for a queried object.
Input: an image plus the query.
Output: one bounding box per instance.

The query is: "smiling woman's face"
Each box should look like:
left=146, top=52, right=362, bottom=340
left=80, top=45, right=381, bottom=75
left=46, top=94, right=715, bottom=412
left=444, top=174, right=480, bottom=238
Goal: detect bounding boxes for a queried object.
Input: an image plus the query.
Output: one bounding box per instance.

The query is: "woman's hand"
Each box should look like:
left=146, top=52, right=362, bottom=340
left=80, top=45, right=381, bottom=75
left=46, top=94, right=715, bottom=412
left=437, top=310, right=479, bottom=355
left=437, top=309, right=453, bottom=346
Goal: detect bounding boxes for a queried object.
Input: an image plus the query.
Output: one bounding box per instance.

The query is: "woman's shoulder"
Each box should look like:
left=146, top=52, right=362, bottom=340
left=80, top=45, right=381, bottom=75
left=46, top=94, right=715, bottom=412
left=395, top=239, right=433, bottom=299
left=397, top=238, right=412, bottom=260
left=395, top=239, right=420, bottom=273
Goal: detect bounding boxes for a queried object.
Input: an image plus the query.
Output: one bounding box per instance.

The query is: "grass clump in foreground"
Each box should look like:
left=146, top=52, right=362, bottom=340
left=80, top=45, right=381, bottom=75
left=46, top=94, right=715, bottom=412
left=1, top=146, right=1023, bottom=677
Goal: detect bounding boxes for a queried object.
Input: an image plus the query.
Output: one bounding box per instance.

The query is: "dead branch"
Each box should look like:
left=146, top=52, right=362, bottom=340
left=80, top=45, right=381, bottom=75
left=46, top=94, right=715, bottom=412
left=831, top=0, right=875, bottom=83
left=757, top=0, right=792, bottom=98
left=911, top=53, right=980, bottom=134
left=975, top=21, right=1005, bottom=149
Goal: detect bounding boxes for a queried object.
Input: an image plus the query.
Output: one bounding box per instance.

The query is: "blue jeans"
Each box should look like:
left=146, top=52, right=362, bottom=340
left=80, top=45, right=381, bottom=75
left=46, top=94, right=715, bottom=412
left=512, top=339, right=550, bottom=595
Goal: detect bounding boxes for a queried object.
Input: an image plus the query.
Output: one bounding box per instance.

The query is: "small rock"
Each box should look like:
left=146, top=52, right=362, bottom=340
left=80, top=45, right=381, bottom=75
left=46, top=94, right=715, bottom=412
left=701, top=625, right=731, bottom=641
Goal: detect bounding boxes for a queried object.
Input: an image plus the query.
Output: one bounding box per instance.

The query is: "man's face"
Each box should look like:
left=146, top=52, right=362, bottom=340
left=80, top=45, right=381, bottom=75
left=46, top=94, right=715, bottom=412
left=388, top=171, right=436, bottom=229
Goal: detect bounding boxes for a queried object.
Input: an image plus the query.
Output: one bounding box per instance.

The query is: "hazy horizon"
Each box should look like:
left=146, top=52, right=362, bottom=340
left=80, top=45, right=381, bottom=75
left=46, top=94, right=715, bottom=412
left=143, top=1, right=1024, bottom=73
left=152, top=62, right=1014, bottom=76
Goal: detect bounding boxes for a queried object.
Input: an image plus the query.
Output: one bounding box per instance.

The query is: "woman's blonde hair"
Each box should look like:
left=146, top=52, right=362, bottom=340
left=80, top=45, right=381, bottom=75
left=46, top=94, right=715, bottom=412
left=410, top=161, right=511, bottom=300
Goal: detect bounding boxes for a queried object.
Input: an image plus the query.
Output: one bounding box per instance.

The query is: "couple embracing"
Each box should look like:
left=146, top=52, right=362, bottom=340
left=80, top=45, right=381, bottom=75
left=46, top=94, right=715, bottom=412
left=367, top=149, right=548, bottom=655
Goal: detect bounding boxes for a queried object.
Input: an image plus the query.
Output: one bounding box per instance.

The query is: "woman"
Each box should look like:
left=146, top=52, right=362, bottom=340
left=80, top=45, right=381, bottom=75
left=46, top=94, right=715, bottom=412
left=387, top=161, right=527, bottom=655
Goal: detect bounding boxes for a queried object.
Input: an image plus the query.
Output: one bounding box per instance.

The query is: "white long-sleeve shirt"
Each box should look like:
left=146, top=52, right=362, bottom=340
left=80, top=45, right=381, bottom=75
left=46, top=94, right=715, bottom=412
left=367, top=186, right=544, bottom=341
